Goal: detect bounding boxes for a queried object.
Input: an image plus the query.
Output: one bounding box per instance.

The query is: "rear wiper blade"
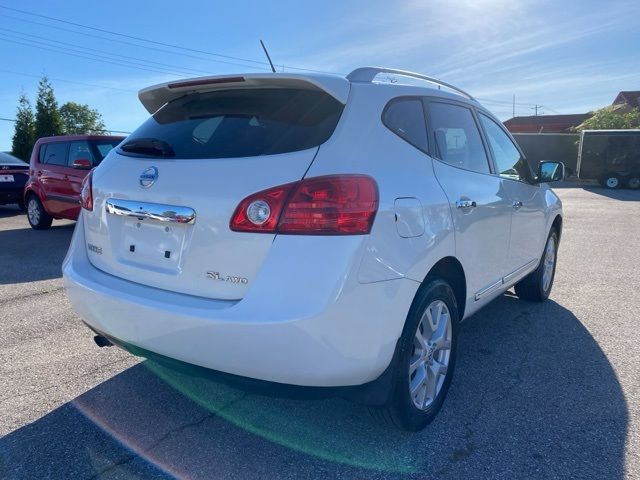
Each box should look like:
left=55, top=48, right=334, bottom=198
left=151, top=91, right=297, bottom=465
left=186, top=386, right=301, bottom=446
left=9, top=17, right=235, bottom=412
left=120, top=138, right=175, bottom=157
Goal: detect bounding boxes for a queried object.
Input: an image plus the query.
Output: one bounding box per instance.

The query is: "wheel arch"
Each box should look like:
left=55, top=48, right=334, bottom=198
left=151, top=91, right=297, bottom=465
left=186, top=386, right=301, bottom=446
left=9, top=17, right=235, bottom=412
left=23, top=184, right=45, bottom=204
left=421, top=256, right=467, bottom=320
left=551, top=214, right=563, bottom=241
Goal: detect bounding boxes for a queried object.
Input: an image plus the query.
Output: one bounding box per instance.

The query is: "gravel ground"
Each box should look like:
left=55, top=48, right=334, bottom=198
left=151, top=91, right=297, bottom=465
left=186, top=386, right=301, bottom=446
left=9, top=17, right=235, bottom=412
left=1, top=185, right=639, bottom=479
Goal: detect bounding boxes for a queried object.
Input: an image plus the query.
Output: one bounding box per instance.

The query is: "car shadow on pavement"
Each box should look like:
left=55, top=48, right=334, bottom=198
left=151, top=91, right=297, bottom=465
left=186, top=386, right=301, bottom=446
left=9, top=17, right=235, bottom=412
left=0, top=205, right=24, bottom=219
left=582, top=187, right=640, bottom=201
left=0, top=224, right=74, bottom=284
left=0, top=296, right=628, bottom=479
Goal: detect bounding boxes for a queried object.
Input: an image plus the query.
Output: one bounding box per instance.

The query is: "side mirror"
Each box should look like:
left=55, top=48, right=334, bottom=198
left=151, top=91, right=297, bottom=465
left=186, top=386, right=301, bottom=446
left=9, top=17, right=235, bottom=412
left=72, top=158, right=92, bottom=169
left=537, top=161, right=565, bottom=183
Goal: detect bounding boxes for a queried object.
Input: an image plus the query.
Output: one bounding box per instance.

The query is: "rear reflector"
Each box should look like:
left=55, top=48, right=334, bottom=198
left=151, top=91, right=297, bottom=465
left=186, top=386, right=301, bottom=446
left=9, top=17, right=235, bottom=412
left=230, top=175, right=378, bottom=235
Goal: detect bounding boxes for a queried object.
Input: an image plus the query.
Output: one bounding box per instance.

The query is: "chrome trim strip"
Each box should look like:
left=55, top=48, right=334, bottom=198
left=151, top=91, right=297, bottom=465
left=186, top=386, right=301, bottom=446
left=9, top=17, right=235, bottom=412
left=105, top=198, right=196, bottom=225
left=503, top=259, right=538, bottom=285
left=474, top=279, right=504, bottom=301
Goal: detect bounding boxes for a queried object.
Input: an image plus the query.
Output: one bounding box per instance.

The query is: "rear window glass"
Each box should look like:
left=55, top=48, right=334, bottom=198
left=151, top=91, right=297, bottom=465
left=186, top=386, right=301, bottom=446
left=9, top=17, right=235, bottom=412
left=92, top=140, right=122, bottom=163
left=42, top=142, right=68, bottom=166
left=120, top=88, right=344, bottom=159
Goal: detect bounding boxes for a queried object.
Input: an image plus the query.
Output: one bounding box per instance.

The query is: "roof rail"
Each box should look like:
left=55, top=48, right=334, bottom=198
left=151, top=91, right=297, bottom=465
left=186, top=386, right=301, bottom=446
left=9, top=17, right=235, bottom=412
left=346, top=67, right=475, bottom=101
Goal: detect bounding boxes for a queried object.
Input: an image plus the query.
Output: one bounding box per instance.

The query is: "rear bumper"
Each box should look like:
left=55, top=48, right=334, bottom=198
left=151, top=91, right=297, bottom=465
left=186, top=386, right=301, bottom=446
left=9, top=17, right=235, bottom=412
left=0, top=185, right=24, bottom=204
left=63, top=214, right=419, bottom=387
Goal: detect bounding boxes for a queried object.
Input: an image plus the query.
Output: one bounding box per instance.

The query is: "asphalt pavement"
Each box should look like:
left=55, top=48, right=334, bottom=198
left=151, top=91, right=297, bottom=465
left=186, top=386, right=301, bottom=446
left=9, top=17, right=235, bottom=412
left=1, top=185, right=639, bottom=479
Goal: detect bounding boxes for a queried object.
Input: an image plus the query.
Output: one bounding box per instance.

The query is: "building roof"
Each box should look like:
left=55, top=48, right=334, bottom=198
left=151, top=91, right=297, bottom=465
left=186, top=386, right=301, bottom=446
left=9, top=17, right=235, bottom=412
left=613, top=91, right=640, bottom=107
left=503, top=114, right=592, bottom=133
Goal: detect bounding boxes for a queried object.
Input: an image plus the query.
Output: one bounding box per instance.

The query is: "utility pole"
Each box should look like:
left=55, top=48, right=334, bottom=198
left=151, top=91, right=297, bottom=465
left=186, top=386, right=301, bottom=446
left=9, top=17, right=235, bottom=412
left=532, top=104, right=543, bottom=116
left=512, top=94, right=515, bottom=118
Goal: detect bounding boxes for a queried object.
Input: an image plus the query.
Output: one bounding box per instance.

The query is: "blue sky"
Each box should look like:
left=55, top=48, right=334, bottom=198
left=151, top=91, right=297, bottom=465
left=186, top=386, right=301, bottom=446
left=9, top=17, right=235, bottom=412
left=1, top=0, right=639, bottom=153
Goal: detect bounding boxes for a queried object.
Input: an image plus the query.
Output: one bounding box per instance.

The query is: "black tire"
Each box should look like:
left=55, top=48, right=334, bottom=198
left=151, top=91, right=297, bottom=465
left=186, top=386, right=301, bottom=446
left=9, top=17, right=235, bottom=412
left=600, top=173, right=621, bottom=189
left=371, top=278, right=459, bottom=431
left=515, top=229, right=559, bottom=302
left=26, top=194, right=53, bottom=230
left=626, top=175, right=640, bottom=190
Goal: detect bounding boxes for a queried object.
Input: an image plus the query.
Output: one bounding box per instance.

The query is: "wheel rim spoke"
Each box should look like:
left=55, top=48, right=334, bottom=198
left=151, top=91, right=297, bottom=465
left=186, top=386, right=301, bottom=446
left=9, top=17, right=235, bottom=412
left=409, top=299, right=453, bottom=411
left=409, top=356, right=423, bottom=375
left=542, top=237, right=556, bottom=292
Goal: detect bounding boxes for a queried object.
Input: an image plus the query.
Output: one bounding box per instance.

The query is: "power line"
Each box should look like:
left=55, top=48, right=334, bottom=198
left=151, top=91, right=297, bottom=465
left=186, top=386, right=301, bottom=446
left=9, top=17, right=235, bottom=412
left=0, top=36, right=191, bottom=77
left=0, top=13, right=270, bottom=72
left=0, top=68, right=136, bottom=93
left=0, top=117, right=16, bottom=122
left=0, top=5, right=339, bottom=75
left=0, top=4, right=267, bottom=64
left=0, top=28, right=216, bottom=77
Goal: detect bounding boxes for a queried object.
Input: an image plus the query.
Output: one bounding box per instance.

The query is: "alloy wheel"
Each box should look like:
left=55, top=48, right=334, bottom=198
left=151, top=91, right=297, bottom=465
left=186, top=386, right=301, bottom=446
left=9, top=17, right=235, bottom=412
left=28, top=198, right=40, bottom=225
left=606, top=177, right=619, bottom=189
left=409, top=300, right=452, bottom=410
left=542, top=236, right=556, bottom=292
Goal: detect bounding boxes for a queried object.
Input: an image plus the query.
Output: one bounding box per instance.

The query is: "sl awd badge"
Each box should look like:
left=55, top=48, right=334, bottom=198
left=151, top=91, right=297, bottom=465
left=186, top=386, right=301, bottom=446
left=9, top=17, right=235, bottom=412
left=206, top=271, right=248, bottom=284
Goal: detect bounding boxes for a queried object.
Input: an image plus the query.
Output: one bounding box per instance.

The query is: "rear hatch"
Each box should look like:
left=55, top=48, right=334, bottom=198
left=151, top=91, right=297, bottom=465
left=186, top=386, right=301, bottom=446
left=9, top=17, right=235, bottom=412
left=84, top=78, right=348, bottom=300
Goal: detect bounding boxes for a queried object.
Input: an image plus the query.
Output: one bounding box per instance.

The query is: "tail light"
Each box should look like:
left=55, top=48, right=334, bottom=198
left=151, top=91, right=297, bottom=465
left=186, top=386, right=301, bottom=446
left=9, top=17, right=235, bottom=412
left=80, top=171, right=93, bottom=211
left=230, top=175, right=378, bottom=235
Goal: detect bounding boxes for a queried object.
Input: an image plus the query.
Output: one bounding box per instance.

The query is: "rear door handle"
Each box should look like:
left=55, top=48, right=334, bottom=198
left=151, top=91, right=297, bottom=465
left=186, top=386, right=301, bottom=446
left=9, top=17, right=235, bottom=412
left=456, top=199, right=476, bottom=209
left=512, top=200, right=523, bottom=210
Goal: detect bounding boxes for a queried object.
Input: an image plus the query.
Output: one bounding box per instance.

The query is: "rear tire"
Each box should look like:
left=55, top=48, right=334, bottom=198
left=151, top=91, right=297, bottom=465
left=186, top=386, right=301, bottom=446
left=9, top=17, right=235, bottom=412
left=371, top=278, right=458, bottom=431
left=626, top=175, right=640, bottom=190
left=515, top=229, right=558, bottom=302
left=600, top=173, right=621, bottom=189
left=26, top=194, right=52, bottom=230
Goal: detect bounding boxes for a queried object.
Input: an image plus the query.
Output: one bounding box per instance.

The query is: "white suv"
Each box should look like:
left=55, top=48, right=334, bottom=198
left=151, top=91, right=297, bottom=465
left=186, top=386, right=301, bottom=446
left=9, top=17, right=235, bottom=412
left=63, top=68, right=564, bottom=431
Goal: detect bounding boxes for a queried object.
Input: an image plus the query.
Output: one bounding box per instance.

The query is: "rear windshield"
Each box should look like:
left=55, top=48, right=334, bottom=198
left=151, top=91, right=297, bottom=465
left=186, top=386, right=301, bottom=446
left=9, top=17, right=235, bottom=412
left=119, top=88, right=344, bottom=159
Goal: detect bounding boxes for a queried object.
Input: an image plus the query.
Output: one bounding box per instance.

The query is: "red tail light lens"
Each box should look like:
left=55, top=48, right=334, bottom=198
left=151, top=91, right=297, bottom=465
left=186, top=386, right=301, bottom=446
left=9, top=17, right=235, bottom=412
left=230, top=175, right=378, bottom=235
left=80, top=171, right=93, bottom=211
left=230, top=182, right=295, bottom=232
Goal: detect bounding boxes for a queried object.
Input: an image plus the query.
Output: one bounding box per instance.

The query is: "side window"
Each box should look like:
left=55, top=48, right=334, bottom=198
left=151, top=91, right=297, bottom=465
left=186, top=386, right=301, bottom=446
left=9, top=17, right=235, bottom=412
left=479, top=113, right=534, bottom=183
left=68, top=141, right=96, bottom=166
left=42, top=142, right=68, bottom=166
left=382, top=98, right=428, bottom=152
left=428, top=102, right=490, bottom=174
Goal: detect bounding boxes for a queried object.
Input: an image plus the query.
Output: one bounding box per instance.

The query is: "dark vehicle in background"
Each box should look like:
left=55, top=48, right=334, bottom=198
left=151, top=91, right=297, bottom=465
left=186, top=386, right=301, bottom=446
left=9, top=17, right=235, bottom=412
left=24, top=135, right=124, bottom=229
left=0, top=152, right=29, bottom=210
left=577, top=130, right=640, bottom=189
left=513, top=133, right=580, bottom=177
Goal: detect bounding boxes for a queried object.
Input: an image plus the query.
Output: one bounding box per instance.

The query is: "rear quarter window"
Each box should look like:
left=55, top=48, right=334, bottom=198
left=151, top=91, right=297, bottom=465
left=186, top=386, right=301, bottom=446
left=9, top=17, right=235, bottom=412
left=120, top=88, right=344, bottom=159
left=41, top=142, right=68, bottom=166
left=382, top=98, right=429, bottom=153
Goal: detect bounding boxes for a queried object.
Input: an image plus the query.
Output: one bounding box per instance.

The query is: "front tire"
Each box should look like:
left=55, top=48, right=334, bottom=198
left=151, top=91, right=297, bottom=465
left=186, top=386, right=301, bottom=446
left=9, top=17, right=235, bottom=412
left=372, top=278, right=458, bottom=431
left=26, top=195, right=53, bottom=230
left=515, top=229, right=558, bottom=302
left=600, top=173, right=621, bottom=189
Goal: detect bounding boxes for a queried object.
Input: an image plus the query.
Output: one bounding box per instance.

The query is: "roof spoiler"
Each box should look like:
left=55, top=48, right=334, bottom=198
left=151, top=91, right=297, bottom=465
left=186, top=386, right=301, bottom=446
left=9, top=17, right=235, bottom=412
left=138, top=73, right=350, bottom=114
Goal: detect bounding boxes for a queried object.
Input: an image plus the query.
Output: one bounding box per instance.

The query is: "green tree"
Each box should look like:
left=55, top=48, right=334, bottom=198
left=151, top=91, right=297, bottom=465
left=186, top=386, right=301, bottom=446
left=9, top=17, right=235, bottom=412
left=577, top=106, right=640, bottom=130
left=11, top=93, right=35, bottom=161
left=34, top=76, right=63, bottom=139
left=60, top=102, right=107, bottom=135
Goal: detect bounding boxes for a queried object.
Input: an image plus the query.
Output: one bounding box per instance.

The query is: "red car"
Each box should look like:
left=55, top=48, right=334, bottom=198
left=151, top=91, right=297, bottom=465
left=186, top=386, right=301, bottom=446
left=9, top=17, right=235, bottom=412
left=24, top=135, right=124, bottom=229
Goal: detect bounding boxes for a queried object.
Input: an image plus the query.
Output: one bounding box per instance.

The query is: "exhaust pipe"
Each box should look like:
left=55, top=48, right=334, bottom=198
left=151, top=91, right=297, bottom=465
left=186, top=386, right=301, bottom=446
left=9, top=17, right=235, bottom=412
left=94, top=335, right=113, bottom=348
